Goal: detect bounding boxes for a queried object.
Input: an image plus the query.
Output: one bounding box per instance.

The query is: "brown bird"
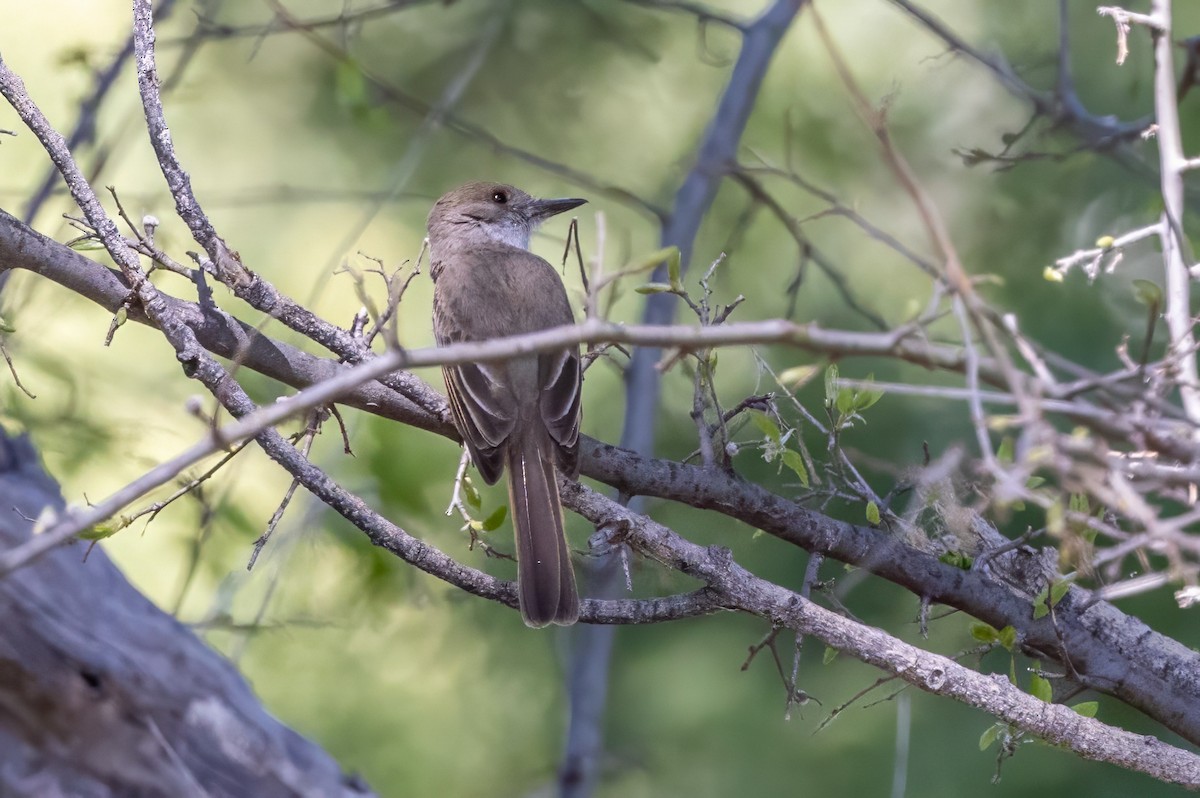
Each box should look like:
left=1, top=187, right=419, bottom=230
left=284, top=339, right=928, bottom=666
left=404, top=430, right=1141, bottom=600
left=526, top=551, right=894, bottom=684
left=428, top=182, right=585, bottom=627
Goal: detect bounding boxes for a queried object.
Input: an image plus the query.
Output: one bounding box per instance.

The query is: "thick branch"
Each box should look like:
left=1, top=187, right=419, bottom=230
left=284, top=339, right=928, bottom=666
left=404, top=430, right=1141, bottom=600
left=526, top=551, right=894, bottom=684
left=562, top=481, right=1200, bottom=788
left=0, top=432, right=374, bottom=797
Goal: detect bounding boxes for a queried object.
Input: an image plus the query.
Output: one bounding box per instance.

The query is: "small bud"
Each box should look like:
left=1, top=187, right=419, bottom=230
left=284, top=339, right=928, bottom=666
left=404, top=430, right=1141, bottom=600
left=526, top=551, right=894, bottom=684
left=1095, top=235, right=1115, bottom=249
left=1043, top=266, right=1064, bottom=283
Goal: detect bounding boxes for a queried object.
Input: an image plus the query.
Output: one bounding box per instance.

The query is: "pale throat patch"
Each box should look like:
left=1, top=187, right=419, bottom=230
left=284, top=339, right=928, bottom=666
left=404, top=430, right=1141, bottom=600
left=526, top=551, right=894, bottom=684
left=482, top=220, right=532, bottom=250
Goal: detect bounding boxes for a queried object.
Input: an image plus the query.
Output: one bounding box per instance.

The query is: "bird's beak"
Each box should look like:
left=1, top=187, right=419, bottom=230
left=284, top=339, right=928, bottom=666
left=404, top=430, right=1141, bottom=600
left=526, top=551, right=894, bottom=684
left=529, top=196, right=587, bottom=222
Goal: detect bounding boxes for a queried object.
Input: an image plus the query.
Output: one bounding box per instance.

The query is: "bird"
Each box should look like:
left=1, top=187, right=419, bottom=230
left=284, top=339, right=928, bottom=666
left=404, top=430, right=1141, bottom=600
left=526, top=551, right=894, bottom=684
left=427, top=181, right=586, bottom=627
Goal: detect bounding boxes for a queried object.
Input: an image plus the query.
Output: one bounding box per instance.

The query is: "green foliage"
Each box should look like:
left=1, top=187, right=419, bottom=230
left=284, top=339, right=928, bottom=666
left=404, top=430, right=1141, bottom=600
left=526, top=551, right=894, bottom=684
left=334, top=59, right=369, bottom=110
left=1132, top=279, right=1163, bottom=310
left=996, top=436, right=1014, bottom=464
left=632, top=246, right=683, bottom=294
left=67, top=237, right=105, bottom=251
left=462, top=475, right=481, bottom=511
left=940, top=550, right=975, bottom=570
left=750, top=410, right=782, bottom=446
left=635, top=282, right=676, bottom=295
left=824, top=365, right=885, bottom=431
left=478, top=504, right=507, bottom=533
left=78, top=520, right=122, bottom=541
left=749, top=409, right=810, bottom=487
left=1029, top=669, right=1052, bottom=704
left=969, top=622, right=1017, bottom=651
left=1033, top=576, right=1075, bottom=620
left=780, top=448, right=809, bottom=488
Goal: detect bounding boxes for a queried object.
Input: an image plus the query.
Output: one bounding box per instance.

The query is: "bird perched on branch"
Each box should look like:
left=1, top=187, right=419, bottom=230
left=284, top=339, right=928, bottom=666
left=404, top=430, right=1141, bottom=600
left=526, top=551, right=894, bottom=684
left=428, top=182, right=586, bottom=627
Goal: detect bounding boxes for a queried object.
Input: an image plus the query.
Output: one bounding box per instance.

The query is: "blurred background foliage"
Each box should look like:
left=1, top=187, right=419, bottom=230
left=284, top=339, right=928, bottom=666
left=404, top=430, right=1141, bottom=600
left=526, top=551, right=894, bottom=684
left=1, top=0, right=1198, bottom=795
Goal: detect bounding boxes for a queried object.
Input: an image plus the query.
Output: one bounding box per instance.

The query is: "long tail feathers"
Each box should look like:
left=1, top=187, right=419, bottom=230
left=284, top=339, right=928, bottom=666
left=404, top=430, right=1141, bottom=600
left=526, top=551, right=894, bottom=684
left=507, top=430, right=579, bottom=627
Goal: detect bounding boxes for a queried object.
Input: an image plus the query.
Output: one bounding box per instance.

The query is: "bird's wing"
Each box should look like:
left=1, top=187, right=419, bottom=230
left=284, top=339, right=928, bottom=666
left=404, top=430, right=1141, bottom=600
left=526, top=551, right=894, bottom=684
left=538, top=347, right=581, bottom=476
left=435, top=281, right=516, bottom=485
left=441, top=362, right=513, bottom=485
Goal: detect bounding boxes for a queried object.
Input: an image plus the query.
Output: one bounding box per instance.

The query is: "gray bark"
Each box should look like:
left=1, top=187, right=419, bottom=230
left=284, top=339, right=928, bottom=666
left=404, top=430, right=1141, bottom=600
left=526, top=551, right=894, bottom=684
left=0, top=432, right=374, bottom=798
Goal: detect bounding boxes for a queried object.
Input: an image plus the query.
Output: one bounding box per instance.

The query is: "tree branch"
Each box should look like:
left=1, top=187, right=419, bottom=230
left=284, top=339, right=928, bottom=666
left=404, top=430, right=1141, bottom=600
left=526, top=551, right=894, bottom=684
left=562, top=481, right=1200, bottom=788
left=0, top=431, right=376, bottom=797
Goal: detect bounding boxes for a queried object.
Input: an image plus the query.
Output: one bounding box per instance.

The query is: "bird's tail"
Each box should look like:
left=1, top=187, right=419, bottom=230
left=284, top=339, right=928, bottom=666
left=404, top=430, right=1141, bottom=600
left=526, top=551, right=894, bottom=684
left=507, top=428, right=579, bottom=627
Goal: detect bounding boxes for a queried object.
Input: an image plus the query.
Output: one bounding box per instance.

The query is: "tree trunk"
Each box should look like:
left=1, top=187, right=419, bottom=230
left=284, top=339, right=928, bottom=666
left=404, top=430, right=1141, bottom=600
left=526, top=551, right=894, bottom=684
left=0, top=432, right=373, bottom=798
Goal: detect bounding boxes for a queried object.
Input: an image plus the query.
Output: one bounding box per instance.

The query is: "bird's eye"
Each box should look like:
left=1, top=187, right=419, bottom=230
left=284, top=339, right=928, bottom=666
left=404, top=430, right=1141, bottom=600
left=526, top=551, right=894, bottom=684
left=492, top=190, right=508, bottom=204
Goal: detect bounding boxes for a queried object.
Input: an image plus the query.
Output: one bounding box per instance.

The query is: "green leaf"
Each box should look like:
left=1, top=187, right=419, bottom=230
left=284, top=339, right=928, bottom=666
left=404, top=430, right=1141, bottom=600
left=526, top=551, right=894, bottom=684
left=1132, top=279, right=1163, bottom=309
left=780, top=449, right=809, bottom=488
left=462, top=476, right=481, bottom=510
left=997, top=625, right=1017, bottom=651
left=1030, top=670, right=1052, bottom=703
left=823, top=646, right=838, bottom=665
left=1045, top=501, right=1065, bottom=536
left=0, top=315, right=14, bottom=333
left=996, top=436, right=1014, bottom=464
left=824, top=364, right=839, bottom=406
left=749, top=410, right=781, bottom=446
left=979, top=723, right=1000, bottom=751
left=865, top=500, right=881, bottom=525
left=969, top=622, right=998, bottom=644
left=626, top=246, right=680, bottom=275
left=1049, top=577, right=1073, bottom=607
left=334, top=59, right=369, bottom=109
left=68, top=237, right=106, bottom=251
left=1072, top=701, right=1099, bottom=718
left=480, top=504, right=508, bottom=532
left=634, top=282, right=676, bottom=295
left=1068, top=493, right=1090, bottom=515
left=850, top=374, right=884, bottom=412
left=778, top=365, right=818, bottom=390
left=939, top=551, right=973, bottom=570
left=666, top=246, right=682, bottom=289
left=1033, top=586, right=1050, bottom=619
left=114, top=307, right=127, bottom=326
left=835, top=387, right=854, bottom=416
left=854, top=388, right=884, bottom=412
left=79, top=521, right=122, bottom=541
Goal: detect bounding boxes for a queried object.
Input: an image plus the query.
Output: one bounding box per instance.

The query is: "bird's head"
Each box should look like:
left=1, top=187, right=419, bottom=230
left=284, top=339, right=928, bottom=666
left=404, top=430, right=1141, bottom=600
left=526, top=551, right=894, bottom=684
left=427, top=182, right=586, bottom=250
